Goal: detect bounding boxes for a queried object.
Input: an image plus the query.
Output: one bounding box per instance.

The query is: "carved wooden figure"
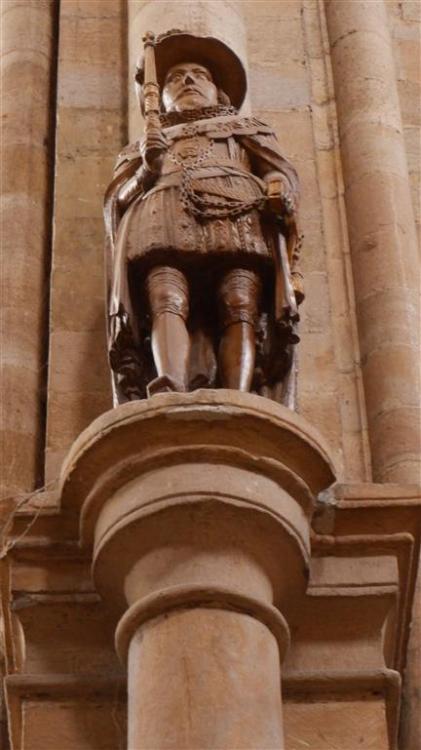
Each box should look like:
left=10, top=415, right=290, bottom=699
left=104, top=30, right=303, bottom=405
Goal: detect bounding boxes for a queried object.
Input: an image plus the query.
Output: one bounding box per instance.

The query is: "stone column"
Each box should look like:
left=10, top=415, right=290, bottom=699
left=0, top=0, right=56, bottom=498
left=60, top=391, right=335, bottom=749
left=324, top=0, right=420, bottom=484
left=127, top=0, right=249, bottom=139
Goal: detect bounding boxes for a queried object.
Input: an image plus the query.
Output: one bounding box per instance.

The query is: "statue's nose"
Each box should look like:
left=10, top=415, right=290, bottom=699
left=183, top=73, right=195, bottom=85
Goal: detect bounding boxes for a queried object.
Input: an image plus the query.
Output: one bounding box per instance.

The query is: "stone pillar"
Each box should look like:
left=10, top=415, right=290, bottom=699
left=127, top=0, right=249, bottom=139
left=324, top=0, right=420, bottom=484
left=44, top=0, right=125, bottom=481
left=60, top=391, right=335, bottom=749
left=0, top=0, right=56, bottom=498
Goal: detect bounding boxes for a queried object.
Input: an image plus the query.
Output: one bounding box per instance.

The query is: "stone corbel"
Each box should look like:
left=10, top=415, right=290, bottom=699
left=60, top=389, right=335, bottom=749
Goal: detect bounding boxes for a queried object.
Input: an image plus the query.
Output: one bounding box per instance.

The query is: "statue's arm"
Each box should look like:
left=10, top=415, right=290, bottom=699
left=239, top=129, right=304, bottom=304
left=104, top=148, right=143, bottom=249
left=105, top=137, right=150, bottom=213
left=113, top=129, right=168, bottom=211
left=239, top=131, right=300, bottom=215
left=116, top=164, right=147, bottom=209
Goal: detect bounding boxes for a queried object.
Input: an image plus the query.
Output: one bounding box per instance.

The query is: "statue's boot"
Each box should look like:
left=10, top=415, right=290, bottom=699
left=219, top=321, right=255, bottom=392
left=146, top=374, right=186, bottom=397
left=150, top=311, right=190, bottom=393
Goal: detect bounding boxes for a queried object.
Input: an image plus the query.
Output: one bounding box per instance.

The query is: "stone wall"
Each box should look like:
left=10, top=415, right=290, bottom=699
left=44, top=0, right=126, bottom=481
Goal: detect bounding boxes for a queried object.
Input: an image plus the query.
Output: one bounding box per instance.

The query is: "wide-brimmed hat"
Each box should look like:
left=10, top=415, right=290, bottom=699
left=136, top=29, right=247, bottom=110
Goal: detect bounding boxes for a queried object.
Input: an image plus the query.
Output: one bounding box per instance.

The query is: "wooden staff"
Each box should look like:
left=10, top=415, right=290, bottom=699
left=142, top=31, right=165, bottom=168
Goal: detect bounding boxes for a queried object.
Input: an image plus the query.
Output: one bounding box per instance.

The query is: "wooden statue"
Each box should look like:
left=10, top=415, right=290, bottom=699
left=104, top=30, right=303, bottom=405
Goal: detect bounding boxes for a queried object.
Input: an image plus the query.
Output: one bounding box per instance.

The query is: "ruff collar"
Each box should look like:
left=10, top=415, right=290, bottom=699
left=159, top=105, right=238, bottom=127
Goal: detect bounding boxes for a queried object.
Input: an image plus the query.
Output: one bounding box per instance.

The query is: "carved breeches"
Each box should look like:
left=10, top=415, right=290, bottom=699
left=145, top=265, right=261, bottom=331
left=146, top=266, right=189, bottom=321
left=218, top=268, right=261, bottom=329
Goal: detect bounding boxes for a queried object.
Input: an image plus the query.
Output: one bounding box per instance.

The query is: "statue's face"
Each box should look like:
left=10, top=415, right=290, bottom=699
left=162, top=62, right=218, bottom=112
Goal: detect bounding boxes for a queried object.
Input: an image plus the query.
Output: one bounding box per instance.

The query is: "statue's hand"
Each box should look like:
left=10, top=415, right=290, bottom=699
left=141, top=130, right=168, bottom=175
left=264, top=172, right=298, bottom=218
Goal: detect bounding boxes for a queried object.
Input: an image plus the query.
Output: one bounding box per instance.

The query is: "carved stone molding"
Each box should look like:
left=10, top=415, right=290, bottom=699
left=59, top=390, right=335, bottom=749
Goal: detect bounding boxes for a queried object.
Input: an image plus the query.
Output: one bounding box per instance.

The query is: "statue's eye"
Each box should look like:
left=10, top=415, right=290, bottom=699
left=168, top=72, right=182, bottom=83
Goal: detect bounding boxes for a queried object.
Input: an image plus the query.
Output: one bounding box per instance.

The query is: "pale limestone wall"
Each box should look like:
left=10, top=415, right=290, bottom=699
left=284, top=699, right=390, bottom=750
left=44, top=0, right=126, bottom=481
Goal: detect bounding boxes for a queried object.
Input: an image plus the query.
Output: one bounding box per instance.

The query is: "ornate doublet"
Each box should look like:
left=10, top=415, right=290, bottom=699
left=109, top=114, right=297, bottom=274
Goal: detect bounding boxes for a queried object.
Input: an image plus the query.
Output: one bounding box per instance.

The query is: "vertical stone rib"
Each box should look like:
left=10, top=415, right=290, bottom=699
left=1, top=0, right=56, bottom=499
left=324, top=0, right=420, bottom=483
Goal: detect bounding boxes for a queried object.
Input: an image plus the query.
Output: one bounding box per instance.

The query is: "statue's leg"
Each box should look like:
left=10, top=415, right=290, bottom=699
left=217, top=268, right=261, bottom=391
left=146, top=265, right=190, bottom=392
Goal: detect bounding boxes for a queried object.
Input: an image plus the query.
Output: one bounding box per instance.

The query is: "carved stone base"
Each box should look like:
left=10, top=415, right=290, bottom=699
left=60, top=390, right=335, bottom=749
left=3, top=471, right=419, bottom=749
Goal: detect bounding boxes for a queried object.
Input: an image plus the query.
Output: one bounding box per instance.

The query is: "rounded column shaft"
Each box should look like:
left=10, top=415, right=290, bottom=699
left=324, top=0, right=420, bottom=483
left=1, top=0, right=56, bottom=497
left=128, top=608, right=284, bottom=749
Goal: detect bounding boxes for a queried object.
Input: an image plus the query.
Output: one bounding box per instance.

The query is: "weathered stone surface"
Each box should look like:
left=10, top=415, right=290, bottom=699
left=129, top=609, right=284, bottom=749
left=1, top=0, right=56, bottom=498
left=284, top=699, right=390, bottom=750
left=23, top=701, right=124, bottom=750
left=7, top=687, right=126, bottom=750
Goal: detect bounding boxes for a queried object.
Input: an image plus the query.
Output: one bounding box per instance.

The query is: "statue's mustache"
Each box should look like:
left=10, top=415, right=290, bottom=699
left=175, top=86, right=203, bottom=98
